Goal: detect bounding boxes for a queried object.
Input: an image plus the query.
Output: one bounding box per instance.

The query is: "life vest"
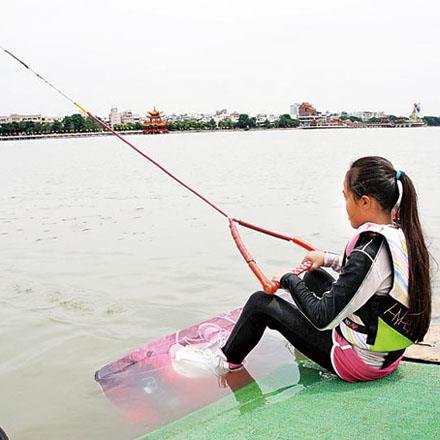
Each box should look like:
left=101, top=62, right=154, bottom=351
left=338, top=222, right=415, bottom=352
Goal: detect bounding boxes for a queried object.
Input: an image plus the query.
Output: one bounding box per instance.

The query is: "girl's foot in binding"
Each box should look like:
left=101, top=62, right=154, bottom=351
left=173, top=344, right=243, bottom=376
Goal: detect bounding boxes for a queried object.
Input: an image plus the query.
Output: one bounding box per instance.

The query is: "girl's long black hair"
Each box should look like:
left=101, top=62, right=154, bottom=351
left=346, top=156, right=431, bottom=341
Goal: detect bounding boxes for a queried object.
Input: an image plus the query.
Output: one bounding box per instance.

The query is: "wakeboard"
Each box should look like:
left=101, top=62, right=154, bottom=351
left=95, top=293, right=317, bottom=433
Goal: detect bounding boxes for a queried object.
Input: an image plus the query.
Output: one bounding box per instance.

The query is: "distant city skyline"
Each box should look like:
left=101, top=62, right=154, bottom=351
left=2, top=1, right=439, bottom=116
left=0, top=101, right=426, bottom=122
left=2, top=100, right=432, bottom=139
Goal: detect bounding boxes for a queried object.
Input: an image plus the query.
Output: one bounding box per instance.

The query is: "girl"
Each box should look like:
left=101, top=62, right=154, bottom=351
left=175, top=156, right=432, bottom=382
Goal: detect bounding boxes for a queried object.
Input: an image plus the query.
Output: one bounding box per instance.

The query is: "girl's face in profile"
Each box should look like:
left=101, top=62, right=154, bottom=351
left=343, top=180, right=364, bottom=229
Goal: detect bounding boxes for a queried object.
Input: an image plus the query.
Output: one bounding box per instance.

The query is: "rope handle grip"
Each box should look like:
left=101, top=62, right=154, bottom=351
left=266, top=260, right=313, bottom=294
left=229, top=218, right=278, bottom=293
left=229, top=219, right=313, bottom=295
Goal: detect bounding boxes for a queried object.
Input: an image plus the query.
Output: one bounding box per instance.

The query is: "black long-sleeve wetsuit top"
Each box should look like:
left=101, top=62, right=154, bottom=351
left=280, top=232, right=394, bottom=368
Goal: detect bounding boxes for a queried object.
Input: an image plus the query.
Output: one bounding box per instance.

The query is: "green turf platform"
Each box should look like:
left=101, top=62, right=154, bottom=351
left=140, top=362, right=440, bottom=440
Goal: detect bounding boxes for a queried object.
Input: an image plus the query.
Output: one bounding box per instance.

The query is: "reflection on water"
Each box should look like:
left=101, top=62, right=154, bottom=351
left=140, top=360, right=334, bottom=440
left=0, top=128, right=439, bottom=439
left=224, top=361, right=330, bottom=417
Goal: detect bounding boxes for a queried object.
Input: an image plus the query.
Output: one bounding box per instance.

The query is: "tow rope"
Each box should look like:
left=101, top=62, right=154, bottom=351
left=1, top=46, right=315, bottom=293
left=229, top=219, right=314, bottom=293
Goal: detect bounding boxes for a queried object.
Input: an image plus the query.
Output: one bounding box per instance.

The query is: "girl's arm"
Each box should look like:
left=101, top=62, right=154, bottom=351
left=280, top=233, right=389, bottom=330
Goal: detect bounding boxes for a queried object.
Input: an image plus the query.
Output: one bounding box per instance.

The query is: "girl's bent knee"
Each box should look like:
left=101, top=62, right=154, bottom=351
left=244, top=291, right=271, bottom=311
left=249, top=290, right=267, bottom=302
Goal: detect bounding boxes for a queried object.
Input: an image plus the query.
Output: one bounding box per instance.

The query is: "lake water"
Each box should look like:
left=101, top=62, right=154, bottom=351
left=1, top=128, right=439, bottom=439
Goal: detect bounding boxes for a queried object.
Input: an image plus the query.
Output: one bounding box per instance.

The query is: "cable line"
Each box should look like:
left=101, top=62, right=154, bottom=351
left=1, top=46, right=315, bottom=293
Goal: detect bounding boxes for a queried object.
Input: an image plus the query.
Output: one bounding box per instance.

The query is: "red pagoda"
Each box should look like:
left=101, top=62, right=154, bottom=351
left=143, top=108, right=168, bottom=134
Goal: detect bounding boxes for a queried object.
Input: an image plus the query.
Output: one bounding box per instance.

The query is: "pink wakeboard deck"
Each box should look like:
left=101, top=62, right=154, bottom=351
left=95, top=293, right=304, bottom=433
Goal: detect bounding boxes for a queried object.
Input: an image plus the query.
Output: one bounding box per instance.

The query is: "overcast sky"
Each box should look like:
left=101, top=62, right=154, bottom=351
left=1, top=0, right=439, bottom=117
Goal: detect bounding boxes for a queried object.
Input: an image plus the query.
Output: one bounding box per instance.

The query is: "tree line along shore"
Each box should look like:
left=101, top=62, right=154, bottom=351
left=1, top=113, right=440, bottom=138
left=0, top=113, right=299, bottom=137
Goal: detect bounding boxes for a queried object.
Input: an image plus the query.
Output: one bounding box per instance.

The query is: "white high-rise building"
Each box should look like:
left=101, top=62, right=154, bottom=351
left=109, top=107, right=122, bottom=128
left=289, top=103, right=301, bottom=119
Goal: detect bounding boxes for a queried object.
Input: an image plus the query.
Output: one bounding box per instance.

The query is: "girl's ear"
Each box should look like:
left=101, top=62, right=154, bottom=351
left=359, top=195, right=372, bottom=209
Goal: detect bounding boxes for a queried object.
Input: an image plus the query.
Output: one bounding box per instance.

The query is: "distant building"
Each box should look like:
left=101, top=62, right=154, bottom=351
left=395, top=103, right=426, bottom=127
left=230, top=111, right=240, bottom=122
left=255, top=114, right=267, bottom=125
left=42, top=115, right=63, bottom=124
left=143, top=108, right=168, bottom=134
left=0, top=114, right=63, bottom=125
left=109, top=107, right=122, bottom=128
left=298, top=102, right=317, bottom=117
left=349, top=111, right=385, bottom=121
left=200, top=113, right=215, bottom=123
left=409, top=103, right=422, bottom=121
left=289, top=103, right=301, bottom=119
left=297, top=102, right=321, bottom=125
left=214, top=109, right=229, bottom=123
left=193, top=113, right=204, bottom=121
left=121, top=110, right=141, bottom=124
left=5, top=114, right=43, bottom=123
left=164, top=113, right=179, bottom=122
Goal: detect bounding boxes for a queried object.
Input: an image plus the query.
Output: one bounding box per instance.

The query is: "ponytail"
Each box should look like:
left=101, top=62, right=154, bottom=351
left=347, top=156, right=431, bottom=341
left=397, top=172, right=431, bottom=341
